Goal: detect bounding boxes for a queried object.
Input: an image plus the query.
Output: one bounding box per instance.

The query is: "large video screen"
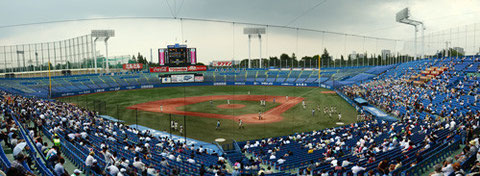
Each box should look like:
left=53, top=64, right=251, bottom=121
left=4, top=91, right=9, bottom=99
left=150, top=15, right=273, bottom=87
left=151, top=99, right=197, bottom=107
left=159, top=44, right=197, bottom=66
left=167, top=48, right=188, bottom=66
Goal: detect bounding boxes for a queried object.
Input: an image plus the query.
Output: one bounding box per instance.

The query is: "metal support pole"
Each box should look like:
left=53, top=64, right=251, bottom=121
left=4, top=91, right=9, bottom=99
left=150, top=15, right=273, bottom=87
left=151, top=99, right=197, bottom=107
left=422, top=24, right=425, bottom=59
left=77, top=37, right=81, bottom=69
left=248, top=34, right=251, bottom=68
left=92, top=37, right=98, bottom=73
left=82, top=35, right=86, bottom=69
left=22, top=46, right=26, bottom=72
left=65, top=40, right=68, bottom=69
left=150, top=48, right=153, bottom=69
left=41, top=43, right=44, bottom=71
left=54, top=42, right=57, bottom=70
left=105, top=38, right=109, bottom=73
left=34, top=44, right=38, bottom=71
left=259, top=34, right=262, bottom=69
left=3, top=46, right=6, bottom=73
left=414, top=25, right=418, bottom=60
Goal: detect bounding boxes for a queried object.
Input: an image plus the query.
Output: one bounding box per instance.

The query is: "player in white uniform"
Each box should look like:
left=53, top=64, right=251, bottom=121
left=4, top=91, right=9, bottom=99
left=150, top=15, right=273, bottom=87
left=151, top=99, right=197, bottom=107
left=238, top=119, right=244, bottom=129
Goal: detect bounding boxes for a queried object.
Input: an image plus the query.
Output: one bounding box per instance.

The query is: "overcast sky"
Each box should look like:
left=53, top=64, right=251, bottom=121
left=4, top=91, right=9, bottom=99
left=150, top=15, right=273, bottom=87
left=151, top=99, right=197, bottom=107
left=1, top=0, right=479, bottom=65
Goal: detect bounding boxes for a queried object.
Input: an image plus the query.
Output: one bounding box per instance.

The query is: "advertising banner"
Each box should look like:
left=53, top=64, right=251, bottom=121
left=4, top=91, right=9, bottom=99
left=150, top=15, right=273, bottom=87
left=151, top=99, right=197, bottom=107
left=159, top=49, right=165, bottom=65
left=194, top=76, right=204, bottom=82
left=212, top=61, right=232, bottom=67
left=123, top=63, right=143, bottom=70
left=161, top=77, right=171, bottom=83
left=150, top=66, right=206, bottom=72
left=171, top=74, right=195, bottom=83
left=190, top=48, right=196, bottom=64
left=169, top=67, right=188, bottom=72
left=150, top=66, right=169, bottom=72
left=187, top=65, right=207, bottom=71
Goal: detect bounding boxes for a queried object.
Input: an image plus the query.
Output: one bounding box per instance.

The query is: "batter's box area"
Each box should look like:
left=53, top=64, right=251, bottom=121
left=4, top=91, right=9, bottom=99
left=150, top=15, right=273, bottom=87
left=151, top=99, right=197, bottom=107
left=126, top=95, right=303, bottom=124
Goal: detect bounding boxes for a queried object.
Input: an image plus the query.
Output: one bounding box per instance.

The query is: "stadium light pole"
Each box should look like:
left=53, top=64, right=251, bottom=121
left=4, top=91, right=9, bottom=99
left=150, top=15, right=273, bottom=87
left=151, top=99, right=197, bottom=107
left=244, top=27, right=265, bottom=69
left=91, top=30, right=115, bottom=73
left=259, top=34, right=262, bottom=68
left=396, top=8, right=424, bottom=60
left=105, top=37, right=110, bottom=73
left=248, top=35, right=251, bottom=68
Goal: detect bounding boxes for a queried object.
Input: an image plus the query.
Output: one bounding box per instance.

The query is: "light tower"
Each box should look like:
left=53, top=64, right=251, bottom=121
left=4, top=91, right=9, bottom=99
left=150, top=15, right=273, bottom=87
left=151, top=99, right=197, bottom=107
left=91, top=30, right=115, bottom=73
left=243, top=27, right=266, bottom=68
left=396, top=8, right=425, bottom=60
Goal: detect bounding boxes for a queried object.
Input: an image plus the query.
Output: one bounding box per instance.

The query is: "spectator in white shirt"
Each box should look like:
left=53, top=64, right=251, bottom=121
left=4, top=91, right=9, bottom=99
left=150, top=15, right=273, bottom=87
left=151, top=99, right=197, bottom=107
left=133, top=157, right=146, bottom=172
left=342, top=158, right=352, bottom=167
left=107, top=165, right=119, bottom=175
left=351, top=163, right=366, bottom=175
left=85, top=152, right=96, bottom=167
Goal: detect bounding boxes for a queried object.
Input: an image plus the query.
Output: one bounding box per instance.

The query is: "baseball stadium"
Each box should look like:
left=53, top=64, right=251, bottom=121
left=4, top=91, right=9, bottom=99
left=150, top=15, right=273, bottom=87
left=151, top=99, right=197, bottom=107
left=0, top=1, right=480, bottom=176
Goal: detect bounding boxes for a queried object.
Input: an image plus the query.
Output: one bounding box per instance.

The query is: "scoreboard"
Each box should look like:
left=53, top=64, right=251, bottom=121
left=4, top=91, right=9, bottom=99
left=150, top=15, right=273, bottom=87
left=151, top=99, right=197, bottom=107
left=159, top=44, right=197, bottom=67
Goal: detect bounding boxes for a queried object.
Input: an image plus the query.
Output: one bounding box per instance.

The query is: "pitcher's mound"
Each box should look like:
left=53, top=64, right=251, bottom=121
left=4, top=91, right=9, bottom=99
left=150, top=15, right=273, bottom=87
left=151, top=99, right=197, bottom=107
left=217, top=104, right=246, bottom=109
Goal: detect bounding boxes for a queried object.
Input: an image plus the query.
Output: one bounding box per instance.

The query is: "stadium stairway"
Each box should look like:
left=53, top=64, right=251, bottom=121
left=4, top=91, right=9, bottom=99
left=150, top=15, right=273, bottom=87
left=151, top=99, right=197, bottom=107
left=420, top=144, right=465, bottom=176
left=40, top=126, right=84, bottom=176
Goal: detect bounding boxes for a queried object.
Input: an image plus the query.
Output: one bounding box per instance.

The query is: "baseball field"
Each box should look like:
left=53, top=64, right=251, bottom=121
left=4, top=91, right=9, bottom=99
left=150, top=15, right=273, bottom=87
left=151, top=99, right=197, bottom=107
left=57, top=86, right=358, bottom=143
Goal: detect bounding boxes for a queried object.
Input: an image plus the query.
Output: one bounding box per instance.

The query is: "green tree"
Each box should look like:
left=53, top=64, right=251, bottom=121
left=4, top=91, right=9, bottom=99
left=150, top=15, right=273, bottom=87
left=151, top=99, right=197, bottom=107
left=340, top=55, right=345, bottom=67
left=280, top=53, right=290, bottom=68
left=320, top=48, right=332, bottom=68
left=269, top=56, right=279, bottom=68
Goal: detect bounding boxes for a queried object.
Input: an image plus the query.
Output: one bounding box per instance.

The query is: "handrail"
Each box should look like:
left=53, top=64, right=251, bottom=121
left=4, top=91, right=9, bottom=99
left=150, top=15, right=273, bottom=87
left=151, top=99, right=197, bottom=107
left=0, top=142, right=11, bottom=171
left=11, top=112, right=55, bottom=176
left=400, top=139, right=460, bottom=176
left=232, top=139, right=241, bottom=152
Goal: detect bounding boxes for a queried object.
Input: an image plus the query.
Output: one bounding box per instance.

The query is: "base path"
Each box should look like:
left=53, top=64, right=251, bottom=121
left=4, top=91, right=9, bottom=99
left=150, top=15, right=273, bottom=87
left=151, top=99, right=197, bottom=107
left=127, top=95, right=303, bottom=124
left=216, top=104, right=246, bottom=109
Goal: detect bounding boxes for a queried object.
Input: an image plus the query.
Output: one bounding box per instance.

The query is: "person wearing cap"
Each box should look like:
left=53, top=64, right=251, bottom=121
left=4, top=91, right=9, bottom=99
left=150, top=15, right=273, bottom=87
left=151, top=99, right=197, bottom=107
left=10, top=154, right=35, bottom=176
left=231, top=166, right=240, bottom=176
left=70, top=169, right=82, bottom=176
left=53, top=133, right=61, bottom=148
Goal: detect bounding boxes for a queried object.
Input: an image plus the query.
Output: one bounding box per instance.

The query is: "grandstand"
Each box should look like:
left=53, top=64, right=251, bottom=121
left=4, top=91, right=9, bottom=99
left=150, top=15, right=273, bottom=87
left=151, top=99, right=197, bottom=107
left=1, top=55, right=479, bottom=176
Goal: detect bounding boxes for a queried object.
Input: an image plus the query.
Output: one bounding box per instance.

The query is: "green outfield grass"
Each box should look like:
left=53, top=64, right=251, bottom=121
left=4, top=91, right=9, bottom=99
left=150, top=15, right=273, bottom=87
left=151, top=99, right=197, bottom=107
left=58, top=86, right=358, bottom=143
left=178, top=100, right=279, bottom=115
